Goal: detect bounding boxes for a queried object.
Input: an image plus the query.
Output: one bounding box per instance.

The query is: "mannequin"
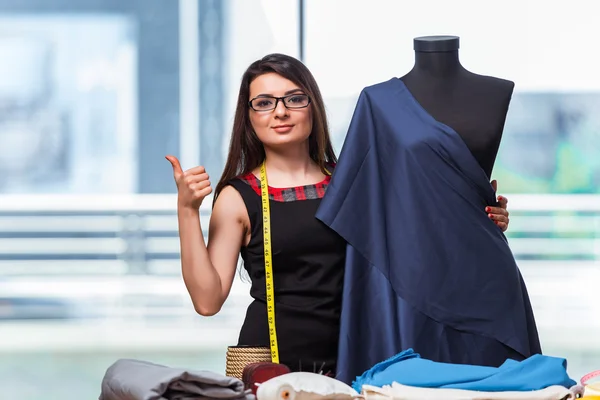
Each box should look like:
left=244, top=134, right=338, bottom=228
left=400, top=35, right=513, bottom=179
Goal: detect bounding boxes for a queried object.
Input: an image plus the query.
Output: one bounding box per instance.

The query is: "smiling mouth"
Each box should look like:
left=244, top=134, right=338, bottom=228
left=272, top=125, right=293, bottom=129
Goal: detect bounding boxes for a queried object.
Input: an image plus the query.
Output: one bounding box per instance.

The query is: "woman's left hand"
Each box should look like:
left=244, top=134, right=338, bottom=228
left=487, top=180, right=510, bottom=232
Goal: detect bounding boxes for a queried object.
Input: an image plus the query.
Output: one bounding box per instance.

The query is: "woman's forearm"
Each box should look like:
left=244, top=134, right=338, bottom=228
left=177, top=205, right=224, bottom=316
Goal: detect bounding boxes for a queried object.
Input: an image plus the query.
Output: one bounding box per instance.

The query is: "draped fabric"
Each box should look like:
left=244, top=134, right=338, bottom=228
left=316, top=78, right=541, bottom=384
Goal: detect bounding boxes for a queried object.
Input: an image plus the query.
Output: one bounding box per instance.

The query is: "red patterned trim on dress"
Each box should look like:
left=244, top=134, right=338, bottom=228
left=239, top=164, right=334, bottom=202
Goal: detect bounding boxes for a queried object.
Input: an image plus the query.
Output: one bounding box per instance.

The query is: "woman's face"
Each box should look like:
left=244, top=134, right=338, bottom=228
left=248, top=72, right=313, bottom=150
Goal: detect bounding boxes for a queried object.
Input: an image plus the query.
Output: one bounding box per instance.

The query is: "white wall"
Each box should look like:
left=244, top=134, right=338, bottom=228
left=304, top=0, right=600, bottom=95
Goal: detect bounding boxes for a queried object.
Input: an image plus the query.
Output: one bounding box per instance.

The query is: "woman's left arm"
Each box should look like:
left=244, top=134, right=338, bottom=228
left=487, top=180, right=510, bottom=232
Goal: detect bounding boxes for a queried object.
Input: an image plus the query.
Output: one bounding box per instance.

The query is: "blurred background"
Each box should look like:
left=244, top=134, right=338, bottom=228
left=0, top=0, right=599, bottom=398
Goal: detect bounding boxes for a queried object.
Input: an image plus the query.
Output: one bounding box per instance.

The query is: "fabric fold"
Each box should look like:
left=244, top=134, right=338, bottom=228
left=316, top=78, right=541, bottom=384
left=98, top=358, right=254, bottom=400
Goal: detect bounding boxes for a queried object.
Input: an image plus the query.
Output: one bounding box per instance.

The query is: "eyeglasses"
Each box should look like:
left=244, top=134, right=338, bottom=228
left=248, top=94, right=311, bottom=112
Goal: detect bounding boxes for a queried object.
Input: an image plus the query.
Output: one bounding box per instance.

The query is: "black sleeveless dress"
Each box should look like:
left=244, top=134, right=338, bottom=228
left=227, top=169, right=346, bottom=375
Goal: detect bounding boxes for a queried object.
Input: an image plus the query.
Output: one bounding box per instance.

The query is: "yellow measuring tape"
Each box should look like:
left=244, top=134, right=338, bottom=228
left=259, top=160, right=331, bottom=364
left=259, top=160, right=279, bottom=363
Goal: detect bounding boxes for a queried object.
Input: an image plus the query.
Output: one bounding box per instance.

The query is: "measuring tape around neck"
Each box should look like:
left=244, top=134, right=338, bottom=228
left=259, top=160, right=279, bottom=363
left=259, top=160, right=332, bottom=364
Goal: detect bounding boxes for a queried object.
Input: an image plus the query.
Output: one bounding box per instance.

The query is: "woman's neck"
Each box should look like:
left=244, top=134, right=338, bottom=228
left=259, top=143, right=323, bottom=187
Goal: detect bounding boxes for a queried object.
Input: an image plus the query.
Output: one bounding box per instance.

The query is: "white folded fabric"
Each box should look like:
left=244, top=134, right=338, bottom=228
left=361, top=382, right=581, bottom=400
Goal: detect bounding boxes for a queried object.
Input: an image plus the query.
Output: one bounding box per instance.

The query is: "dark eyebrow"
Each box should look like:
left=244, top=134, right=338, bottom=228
left=255, top=88, right=304, bottom=98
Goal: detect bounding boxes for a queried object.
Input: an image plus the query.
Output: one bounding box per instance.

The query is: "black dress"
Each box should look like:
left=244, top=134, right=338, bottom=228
left=227, top=170, right=346, bottom=375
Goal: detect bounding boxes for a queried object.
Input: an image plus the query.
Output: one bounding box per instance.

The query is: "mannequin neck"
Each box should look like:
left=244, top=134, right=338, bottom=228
left=412, top=50, right=465, bottom=78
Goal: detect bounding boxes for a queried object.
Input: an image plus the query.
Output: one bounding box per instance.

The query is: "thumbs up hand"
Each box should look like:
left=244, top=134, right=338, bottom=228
left=166, top=155, right=212, bottom=209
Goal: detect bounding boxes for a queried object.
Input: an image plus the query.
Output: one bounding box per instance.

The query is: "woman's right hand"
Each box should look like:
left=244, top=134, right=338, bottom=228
left=166, top=155, right=212, bottom=209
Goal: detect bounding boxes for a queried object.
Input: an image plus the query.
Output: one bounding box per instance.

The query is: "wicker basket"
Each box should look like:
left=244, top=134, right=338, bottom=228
left=225, top=346, right=272, bottom=379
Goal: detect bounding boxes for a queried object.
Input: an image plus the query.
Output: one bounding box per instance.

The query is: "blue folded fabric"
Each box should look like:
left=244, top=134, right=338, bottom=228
left=352, top=349, right=576, bottom=393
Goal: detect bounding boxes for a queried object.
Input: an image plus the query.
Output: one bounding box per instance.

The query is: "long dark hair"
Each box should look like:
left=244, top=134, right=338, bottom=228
left=213, top=53, right=337, bottom=206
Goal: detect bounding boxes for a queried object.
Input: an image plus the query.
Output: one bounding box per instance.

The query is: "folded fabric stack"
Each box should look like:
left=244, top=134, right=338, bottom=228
left=252, top=349, right=583, bottom=400
left=98, top=358, right=254, bottom=400
left=353, top=349, right=583, bottom=400
left=252, top=365, right=582, bottom=400
left=361, top=383, right=582, bottom=400
left=97, top=351, right=588, bottom=400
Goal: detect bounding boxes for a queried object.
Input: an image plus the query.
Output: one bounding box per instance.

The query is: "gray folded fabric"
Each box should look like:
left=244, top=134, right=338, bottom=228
left=99, top=358, right=254, bottom=400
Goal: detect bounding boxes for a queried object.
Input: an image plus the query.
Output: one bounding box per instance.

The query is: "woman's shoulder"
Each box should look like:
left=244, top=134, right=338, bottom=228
left=212, top=183, right=249, bottom=220
left=220, top=174, right=259, bottom=204
left=231, top=172, right=261, bottom=193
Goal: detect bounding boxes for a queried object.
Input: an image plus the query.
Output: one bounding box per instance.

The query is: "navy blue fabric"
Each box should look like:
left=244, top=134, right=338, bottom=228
left=352, top=349, right=575, bottom=392
left=315, top=78, right=542, bottom=384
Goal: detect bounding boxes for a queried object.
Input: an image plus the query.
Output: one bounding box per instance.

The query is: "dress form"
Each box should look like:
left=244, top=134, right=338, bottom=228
left=399, top=35, right=514, bottom=179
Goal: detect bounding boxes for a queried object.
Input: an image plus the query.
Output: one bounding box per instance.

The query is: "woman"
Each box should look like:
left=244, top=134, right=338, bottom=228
left=165, top=53, right=511, bottom=376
